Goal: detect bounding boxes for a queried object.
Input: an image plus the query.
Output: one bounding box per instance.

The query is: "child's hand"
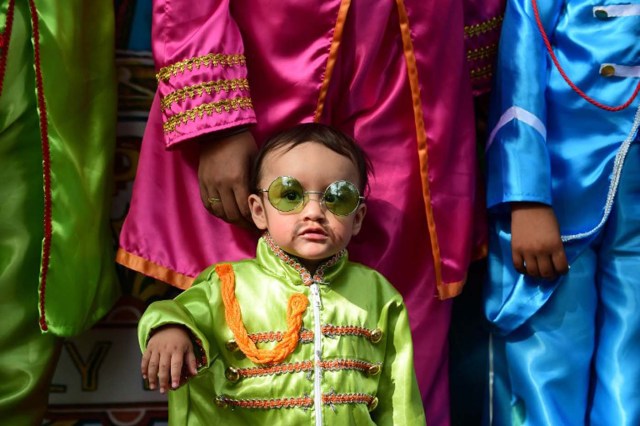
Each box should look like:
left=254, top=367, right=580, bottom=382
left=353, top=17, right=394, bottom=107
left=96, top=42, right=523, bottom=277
left=141, top=325, right=198, bottom=394
left=510, top=202, right=569, bottom=280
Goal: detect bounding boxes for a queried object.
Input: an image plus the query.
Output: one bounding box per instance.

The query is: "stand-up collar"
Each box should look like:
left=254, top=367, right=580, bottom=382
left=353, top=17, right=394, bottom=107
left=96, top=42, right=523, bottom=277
left=256, top=233, right=347, bottom=286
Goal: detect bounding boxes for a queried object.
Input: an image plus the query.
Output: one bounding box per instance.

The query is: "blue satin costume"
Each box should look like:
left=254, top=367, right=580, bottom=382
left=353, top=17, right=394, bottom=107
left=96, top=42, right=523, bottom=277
left=483, top=1, right=640, bottom=424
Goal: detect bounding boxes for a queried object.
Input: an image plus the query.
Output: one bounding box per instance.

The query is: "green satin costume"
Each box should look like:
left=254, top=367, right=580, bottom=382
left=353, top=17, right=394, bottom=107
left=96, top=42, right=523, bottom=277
left=0, top=0, right=118, bottom=423
left=139, top=236, right=426, bottom=425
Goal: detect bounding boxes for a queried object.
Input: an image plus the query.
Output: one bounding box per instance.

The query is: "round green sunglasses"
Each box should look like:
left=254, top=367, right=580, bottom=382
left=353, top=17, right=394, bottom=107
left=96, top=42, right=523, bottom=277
left=258, top=176, right=364, bottom=216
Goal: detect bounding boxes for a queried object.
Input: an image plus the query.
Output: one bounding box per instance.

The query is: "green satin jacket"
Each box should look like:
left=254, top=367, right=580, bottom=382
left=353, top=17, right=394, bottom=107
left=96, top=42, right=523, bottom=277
left=139, top=236, right=426, bottom=425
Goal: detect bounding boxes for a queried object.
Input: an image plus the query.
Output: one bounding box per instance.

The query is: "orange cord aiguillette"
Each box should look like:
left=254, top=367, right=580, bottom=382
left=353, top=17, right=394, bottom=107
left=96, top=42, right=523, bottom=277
left=217, top=264, right=309, bottom=364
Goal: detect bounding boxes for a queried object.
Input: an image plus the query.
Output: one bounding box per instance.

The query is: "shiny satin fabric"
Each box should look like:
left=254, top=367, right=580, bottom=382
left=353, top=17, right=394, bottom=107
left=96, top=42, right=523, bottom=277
left=0, top=3, right=63, bottom=423
left=488, top=141, right=640, bottom=426
left=31, top=0, right=119, bottom=336
left=485, top=0, right=640, bottom=334
left=463, top=0, right=507, bottom=96
left=118, top=2, right=494, bottom=421
left=122, top=0, right=480, bottom=289
left=485, top=0, right=640, bottom=424
left=139, top=237, right=425, bottom=425
left=0, top=0, right=118, bottom=422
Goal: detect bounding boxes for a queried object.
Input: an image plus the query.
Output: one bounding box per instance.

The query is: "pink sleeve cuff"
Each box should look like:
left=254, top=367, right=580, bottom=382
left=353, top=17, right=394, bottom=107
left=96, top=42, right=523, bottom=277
left=157, top=53, right=257, bottom=147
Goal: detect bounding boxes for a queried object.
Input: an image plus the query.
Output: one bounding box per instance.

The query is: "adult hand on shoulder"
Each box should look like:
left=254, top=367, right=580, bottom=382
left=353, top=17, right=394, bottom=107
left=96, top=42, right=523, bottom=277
left=198, top=129, right=258, bottom=230
left=510, top=202, right=569, bottom=280
left=141, top=325, right=198, bottom=394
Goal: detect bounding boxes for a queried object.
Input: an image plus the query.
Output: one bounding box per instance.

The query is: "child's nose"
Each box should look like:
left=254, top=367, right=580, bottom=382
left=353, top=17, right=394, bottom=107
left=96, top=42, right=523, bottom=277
left=302, top=194, right=326, bottom=218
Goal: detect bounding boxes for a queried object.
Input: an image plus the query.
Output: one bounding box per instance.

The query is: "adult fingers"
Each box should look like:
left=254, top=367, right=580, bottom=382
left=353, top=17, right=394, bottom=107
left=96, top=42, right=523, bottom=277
left=199, top=179, right=223, bottom=216
left=225, top=186, right=256, bottom=229
left=197, top=130, right=256, bottom=221
left=200, top=182, right=253, bottom=228
left=207, top=193, right=224, bottom=217
left=218, top=187, right=243, bottom=223
left=233, top=180, right=252, bottom=221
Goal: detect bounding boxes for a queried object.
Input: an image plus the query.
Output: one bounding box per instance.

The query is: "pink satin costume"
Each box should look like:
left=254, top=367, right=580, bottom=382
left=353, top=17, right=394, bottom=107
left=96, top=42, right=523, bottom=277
left=118, top=1, right=502, bottom=423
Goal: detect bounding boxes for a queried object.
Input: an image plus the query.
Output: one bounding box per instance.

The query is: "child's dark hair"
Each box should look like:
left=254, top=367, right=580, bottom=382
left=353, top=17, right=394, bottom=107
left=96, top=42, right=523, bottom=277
left=250, top=123, right=372, bottom=195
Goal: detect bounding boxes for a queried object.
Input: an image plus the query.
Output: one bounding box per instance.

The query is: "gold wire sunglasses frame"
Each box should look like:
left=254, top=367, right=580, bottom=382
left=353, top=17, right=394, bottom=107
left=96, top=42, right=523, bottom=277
left=258, top=176, right=364, bottom=216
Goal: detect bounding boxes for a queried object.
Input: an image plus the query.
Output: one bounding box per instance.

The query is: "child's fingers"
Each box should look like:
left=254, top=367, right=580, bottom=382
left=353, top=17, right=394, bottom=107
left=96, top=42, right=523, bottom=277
left=146, top=351, right=160, bottom=390
left=177, top=349, right=197, bottom=387
left=157, top=351, right=173, bottom=393
left=170, top=351, right=185, bottom=389
left=141, top=349, right=151, bottom=379
left=523, top=255, right=540, bottom=278
left=536, top=255, right=556, bottom=280
left=512, top=251, right=526, bottom=275
left=552, top=250, right=569, bottom=275
left=186, top=349, right=198, bottom=376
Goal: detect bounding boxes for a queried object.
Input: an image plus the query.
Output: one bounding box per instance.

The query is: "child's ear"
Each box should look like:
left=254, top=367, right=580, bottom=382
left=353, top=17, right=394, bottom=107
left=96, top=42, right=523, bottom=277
left=248, top=194, right=268, bottom=230
left=351, top=203, right=367, bottom=236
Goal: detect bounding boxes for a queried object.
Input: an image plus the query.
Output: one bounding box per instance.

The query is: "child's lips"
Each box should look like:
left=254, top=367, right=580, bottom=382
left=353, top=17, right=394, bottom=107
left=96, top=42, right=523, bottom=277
left=299, top=228, right=328, bottom=240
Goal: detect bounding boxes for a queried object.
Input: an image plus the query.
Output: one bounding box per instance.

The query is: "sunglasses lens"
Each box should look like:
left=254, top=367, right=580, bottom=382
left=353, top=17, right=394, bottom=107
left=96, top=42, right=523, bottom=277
left=324, top=181, right=361, bottom=216
left=268, top=177, right=304, bottom=212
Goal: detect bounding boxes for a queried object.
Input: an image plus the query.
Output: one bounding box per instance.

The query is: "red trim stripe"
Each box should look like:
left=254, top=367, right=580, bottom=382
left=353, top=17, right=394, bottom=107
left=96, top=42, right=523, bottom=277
left=323, top=393, right=374, bottom=406
left=532, top=0, right=640, bottom=111
left=216, top=393, right=374, bottom=410
left=322, top=324, right=374, bottom=339
left=0, top=0, right=16, bottom=96
left=236, top=359, right=376, bottom=378
left=245, top=325, right=377, bottom=343
left=28, top=0, right=52, bottom=331
left=218, top=395, right=313, bottom=410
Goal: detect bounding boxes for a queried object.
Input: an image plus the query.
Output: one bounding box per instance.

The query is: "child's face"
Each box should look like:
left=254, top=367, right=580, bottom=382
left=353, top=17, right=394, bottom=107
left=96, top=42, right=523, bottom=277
left=248, top=141, right=367, bottom=271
